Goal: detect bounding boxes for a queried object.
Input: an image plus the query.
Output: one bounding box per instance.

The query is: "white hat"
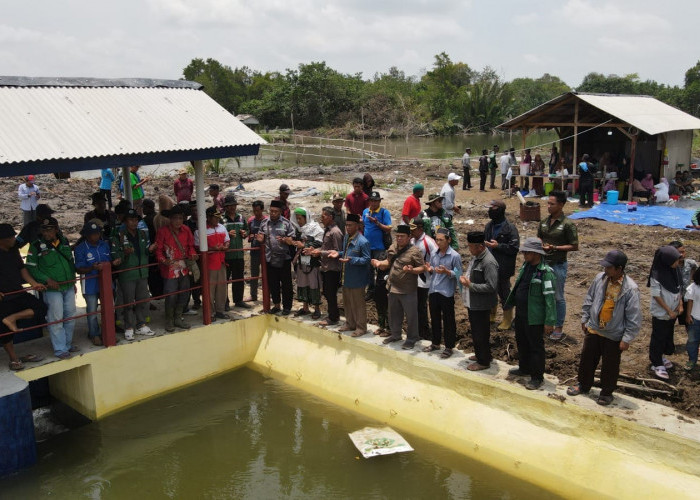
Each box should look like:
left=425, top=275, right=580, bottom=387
left=448, top=172, right=462, bottom=181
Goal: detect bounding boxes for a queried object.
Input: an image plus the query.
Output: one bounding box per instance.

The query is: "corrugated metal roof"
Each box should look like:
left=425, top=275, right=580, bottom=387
left=498, top=92, right=700, bottom=136
left=0, top=85, right=266, bottom=165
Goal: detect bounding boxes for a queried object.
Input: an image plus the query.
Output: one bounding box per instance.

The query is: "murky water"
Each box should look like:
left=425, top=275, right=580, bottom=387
left=2, top=369, right=558, bottom=499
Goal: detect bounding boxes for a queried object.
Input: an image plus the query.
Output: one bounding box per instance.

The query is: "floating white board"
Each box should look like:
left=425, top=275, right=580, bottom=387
left=348, top=426, right=414, bottom=458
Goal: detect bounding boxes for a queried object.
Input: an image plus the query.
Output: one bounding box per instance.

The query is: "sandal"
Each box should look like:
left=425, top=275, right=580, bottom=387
left=467, top=362, right=490, bottom=371
left=293, top=308, right=310, bottom=317
left=651, top=365, right=669, bottom=380
left=379, top=331, right=392, bottom=338
left=422, top=344, right=440, bottom=353
left=549, top=331, right=564, bottom=341
left=351, top=331, right=366, bottom=337
left=597, top=394, right=614, bottom=406
left=662, top=357, right=674, bottom=370
left=310, top=311, right=321, bottom=320
left=374, top=327, right=386, bottom=336
left=9, top=360, right=24, bottom=371
left=440, top=348, right=453, bottom=359
left=566, top=383, right=589, bottom=396
left=19, top=354, right=44, bottom=363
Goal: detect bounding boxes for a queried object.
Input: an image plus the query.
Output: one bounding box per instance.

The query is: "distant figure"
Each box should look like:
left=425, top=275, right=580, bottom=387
left=401, top=183, right=424, bottom=224
left=128, top=166, right=149, bottom=214
left=654, top=178, right=670, bottom=203
left=548, top=146, right=560, bottom=175
left=208, top=184, right=225, bottom=214
left=18, top=175, right=40, bottom=225
left=440, top=173, right=462, bottom=216
left=100, top=168, right=115, bottom=209
left=489, top=145, right=499, bottom=189
left=578, top=154, right=596, bottom=208
left=344, top=177, right=369, bottom=215
left=499, top=150, right=511, bottom=191
left=461, top=147, right=472, bottom=190
left=478, top=149, right=489, bottom=192
left=331, top=193, right=346, bottom=234
left=362, top=173, right=375, bottom=198
left=173, top=168, right=194, bottom=203
left=274, top=184, right=293, bottom=220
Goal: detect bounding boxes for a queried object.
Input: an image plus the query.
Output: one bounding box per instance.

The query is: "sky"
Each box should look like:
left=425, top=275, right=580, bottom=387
left=1, top=0, right=698, bottom=88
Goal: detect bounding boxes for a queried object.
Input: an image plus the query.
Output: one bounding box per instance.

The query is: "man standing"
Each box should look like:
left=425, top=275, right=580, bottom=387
left=505, top=238, right=557, bottom=390
left=331, top=193, right=346, bottom=234
left=246, top=200, right=267, bottom=302
left=18, top=175, right=40, bottom=225
left=484, top=200, right=520, bottom=330
left=155, top=205, right=198, bottom=331
left=537, top=190, right=579, bottom=340
left=274, top=184, right=293, bottom=220
left=489, top=145, right=500, bottom=189
left=460, top=231, right=499, bottom=371
left=567, top=250, right=641, bottom=405
left=344, top=177, right=369, bottom=216
left=128, top=166, right=149, bottom=214
left=16, top=204, right=55, bottom=248
left=419, top=194, right=458, bottom=250
left=478, top=149, right=489, bottom=192
left=461, top=147, right=472, bottom=190
left=100, top=168, right=115, bottom=209
left=440, top=173, right=462, bottom=217
left=84, top=192, right=116, bottom=239
left=371, top=225, right=425, bottom=350
left=195, top=206, right=230, bottom=321
left=256, top=200, right=295, bottom=315
left=0, top=223, right=46, bottom=371
left=112, top=209, right=154, bottom=340
left=401, top=184, right=424, bottom=224
left=500, top=149, right=512, bottom=191
left=222, top=195, right=249, bottom=310
left=363, top=192, right=392, bottom=333
left=314, top=207, right=344, bottom=327
left=173, top=168, right=194, bottom=203
left=411, top=218, right=438, bottom=340
left=326, top=214, right=371, bottom=336
left=208, top=184, right=225, bottom=214
left=26, top=217, right=77, bottom=359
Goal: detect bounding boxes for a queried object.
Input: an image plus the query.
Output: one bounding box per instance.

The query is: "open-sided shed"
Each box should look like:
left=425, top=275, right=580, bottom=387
left=498, top=92, right=700, bottom=199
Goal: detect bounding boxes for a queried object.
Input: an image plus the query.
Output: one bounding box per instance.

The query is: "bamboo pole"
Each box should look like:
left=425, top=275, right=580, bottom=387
left=628, top=134, right=638, bottom=201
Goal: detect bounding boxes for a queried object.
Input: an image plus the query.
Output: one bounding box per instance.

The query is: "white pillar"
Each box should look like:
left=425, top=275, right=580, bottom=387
left=193, top=160, right=208, bottom=251
left=122, top=166, right=133, bottom=207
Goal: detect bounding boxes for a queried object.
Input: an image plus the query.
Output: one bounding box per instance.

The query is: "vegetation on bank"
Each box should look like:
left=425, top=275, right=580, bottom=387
left=183, top=54, right=700, bottom=138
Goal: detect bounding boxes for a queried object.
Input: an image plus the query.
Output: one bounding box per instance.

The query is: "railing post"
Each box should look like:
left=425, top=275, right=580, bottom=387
left=98, top=262, right=116, bottom=347
left=259, top=247, right=270, bottom=313
left=200, top=251, right=211, bottom=325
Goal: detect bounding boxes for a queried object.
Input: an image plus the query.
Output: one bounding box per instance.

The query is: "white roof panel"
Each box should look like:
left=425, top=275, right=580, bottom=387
left=0, top=86, right=266, bottom=165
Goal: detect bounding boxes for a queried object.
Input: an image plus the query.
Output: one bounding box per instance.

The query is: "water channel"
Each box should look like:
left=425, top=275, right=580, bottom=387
left=2, top=369, right=559, bottom=499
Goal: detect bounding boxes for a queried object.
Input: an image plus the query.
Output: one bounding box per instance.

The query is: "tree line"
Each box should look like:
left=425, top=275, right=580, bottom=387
left=182, top=54, right=700, bottom=137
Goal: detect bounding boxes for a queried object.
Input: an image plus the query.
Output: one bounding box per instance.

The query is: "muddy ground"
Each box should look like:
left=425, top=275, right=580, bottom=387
left=4, top=160, right=699, bottom=418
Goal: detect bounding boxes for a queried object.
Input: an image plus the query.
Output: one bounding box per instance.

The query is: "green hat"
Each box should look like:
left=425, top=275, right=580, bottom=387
left=413, top=183, right=424, bottom=192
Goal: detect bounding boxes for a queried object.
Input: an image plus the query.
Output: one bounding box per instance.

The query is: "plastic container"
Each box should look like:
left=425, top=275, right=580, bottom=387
left=627, top=201, right=637, bottom=212
left=607, top=190, right=619, bottom=205
left=593, top=191, right=599, bottom=202
left=670, top=194, right=680, bottom=201
left=544, top=182, right=554, bottom=195
left=519, top=202, right=541, bottom=222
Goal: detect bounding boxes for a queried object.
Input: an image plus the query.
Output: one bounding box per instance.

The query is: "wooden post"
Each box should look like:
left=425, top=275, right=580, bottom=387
left=628, top=135, right=638, bottom=201
left=573, top=100, right=579, bottom=174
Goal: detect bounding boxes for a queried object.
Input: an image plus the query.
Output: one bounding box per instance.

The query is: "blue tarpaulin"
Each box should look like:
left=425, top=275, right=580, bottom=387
left=568, top=203, right=695, bottom=229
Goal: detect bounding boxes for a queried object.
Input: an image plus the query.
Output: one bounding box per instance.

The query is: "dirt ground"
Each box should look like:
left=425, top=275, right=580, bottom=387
left=5, top=160, right=700, bottom=418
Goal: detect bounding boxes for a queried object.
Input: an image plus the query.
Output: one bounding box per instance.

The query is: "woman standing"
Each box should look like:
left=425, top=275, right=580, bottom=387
left=291, top=208, right=325, bottom=319
left=648, top=245, right=683, bottom=379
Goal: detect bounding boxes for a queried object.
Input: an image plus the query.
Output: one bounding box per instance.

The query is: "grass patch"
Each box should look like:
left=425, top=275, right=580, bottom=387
left=322, top=184, right=348, bottom=202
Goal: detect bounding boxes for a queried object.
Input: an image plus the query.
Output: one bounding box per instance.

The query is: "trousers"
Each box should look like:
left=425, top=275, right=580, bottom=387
left=267, top=260, right=293, bottom=310
left=388, top=292, right=419, bottom=344
left=514, top=315, right=545, bottom=380
left=468, top=308, right=492, bottom=365
left=322, top=270, right=340, bottom=322
left=342, top=287, right=366, bottom=334
left=429, top=293, right=456, bottom=349
left=578, top=333, right=622, bottom=396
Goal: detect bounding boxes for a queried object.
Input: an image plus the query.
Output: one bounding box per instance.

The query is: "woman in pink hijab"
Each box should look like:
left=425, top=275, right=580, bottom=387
left=641, top=173, right=656, bottom=196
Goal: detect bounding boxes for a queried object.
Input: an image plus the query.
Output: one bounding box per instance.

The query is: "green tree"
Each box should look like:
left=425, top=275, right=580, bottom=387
left=508, top=74, right=571, bottom=116
left=684, top=61, right=700, bottom=117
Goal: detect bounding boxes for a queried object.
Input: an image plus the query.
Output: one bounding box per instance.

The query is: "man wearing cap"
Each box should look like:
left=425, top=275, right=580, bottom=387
left=274, top=184, right=293, bottom=220
left=0, top=223, right=46, bottom=371
left=256, top=199, right=295, bottom=315
left=460, top=231, right=499, bottom=370
left=16, top=204, right=56, bottom=248
left=74, top=221, right=113, bottom=345
left=489, top=145, right=500, bottom=189
left=411, top=217, right=438, bottom=340
left=128, top=166, right=149, bottom=214
left=18, top=175, right=41, bottom=225
left=331, top=193, right=346, bottom=234
left=209, top=184, right=225, bottom=214
left=247, top=201, right=268, bottom=302
left=462, top=148, right=472, bottom=190
left=440, top=173, right=462, bottom=217
left=418, top=194, right=458, bottom=250
left=155, top=205, right=198, bottom=331
left=505, top=237, right=557, bottom=390
left=84, top=192, right=116, bottom=239
left=326, top=214, right=371, bottom=336
left=567, top=250, right=641, bottom=405
left=26, top=218, right=78, bottom=359
left=312, top=207, right=344, bottom=326
left=484, top=200, right=520, bottom=330
left=195, top=206, right=230, bottom=321
left=173, top=169, right=194, bottom=203
left=401, top=184, right=424, bottom=224
left=537, top=190, right=579, bottom=340
left=362, top=191, right=392, bottom=327
left=371, top=225, right=426, bottom=350
left=112, top=209, right=155, bottom=339
left=344, top=178, right=369, bottom=216
left=222, top=195, right=250, bottom=310
left=183, top=200, right=203, bottom=312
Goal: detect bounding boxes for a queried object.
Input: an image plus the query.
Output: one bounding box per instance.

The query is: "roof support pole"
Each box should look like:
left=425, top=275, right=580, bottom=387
left=193, top=159, right=211, bottom=325
left=573, top=100, right=579, bottom=174
left=628, top=135, right=638, bottom=202
left=122, top=166, right=133, bottom=207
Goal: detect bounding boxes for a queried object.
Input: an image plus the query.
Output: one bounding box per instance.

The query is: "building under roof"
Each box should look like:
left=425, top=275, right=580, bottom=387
left=0, top=76, right=266, bottom=176
left=498, top=92, right=700, bottom=198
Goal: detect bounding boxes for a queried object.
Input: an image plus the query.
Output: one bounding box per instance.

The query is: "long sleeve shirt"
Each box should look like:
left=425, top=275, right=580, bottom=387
left=26, top=236, right=76, bottom=291
left=155, top=224, right=196, bottom=279
left=339, top=233, right=371, bottom=288
left=439, top=182, right=457, bottom=216
left=18, top=183, right=40, bottom=211
left=427, top=246, right=461, bottom=297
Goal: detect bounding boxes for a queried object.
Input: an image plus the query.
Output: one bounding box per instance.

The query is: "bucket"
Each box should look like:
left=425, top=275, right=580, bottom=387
left=607, top=190, right=619, bottom=205
left=627, top=201, right=637, bottom=212
left=544, top=182, right=554, bottom=195
left=519, top=202, right=541, bottom=222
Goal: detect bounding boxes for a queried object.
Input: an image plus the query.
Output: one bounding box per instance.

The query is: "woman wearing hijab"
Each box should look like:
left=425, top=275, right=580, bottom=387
left=362, top=173, right=375, bottom=198
left=291, top=207, right=325, bottom=319
left=648, top=245, right=683, bottom=379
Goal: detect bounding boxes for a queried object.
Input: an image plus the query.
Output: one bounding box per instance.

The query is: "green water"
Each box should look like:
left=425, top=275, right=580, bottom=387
left=2, top=370, right=559, bottom=499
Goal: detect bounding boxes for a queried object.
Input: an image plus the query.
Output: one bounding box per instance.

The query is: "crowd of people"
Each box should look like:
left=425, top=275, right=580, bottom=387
left=1, top=167, right=698, bottom=410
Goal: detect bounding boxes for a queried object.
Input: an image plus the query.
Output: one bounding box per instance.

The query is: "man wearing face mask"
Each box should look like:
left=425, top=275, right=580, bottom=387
left=484, top=200, right=520, bottom=330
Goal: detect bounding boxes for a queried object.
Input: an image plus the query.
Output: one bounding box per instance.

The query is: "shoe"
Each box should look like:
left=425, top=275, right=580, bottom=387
left=662, top=357, right=674, bottom=370
left=525, top=378, right=544, bottom=390
left=401, top=342, right=415, bottom=350
left=651, top=365, right=669, bottom=380
left=684, top=361, right=697, bottom=372
left=235, top=302, right=251, bottom=309
left=597, top=394, right=614, bottom=406
left=183, top=309, right=198, bottom=316
left=57, top=352, right=71, bottom=360
left=310, top=311, right=321, bottom=320
left=382, top=337, right=402, bottom=344
left=280, top=309, right=292, bottom=316
left=91, top=336, right=103, bottom=346
left=294, top=308, right=310, bottom=317
left=215, top=312, right=229, bottom=320
left=508, top=368, right=529, bottom=377
left=124, top=329, right=134, bottom=340
left=549, top=331, right=564, bottom=341
left=225, top=303, right=231, bottom=312
left=270, top=306, right=282, bottom=314
left=440, top=348, right=453, bottom=359
left=136, top=325, right=155, bottom=336
left=497, top=308, right=513, bottom=331
left=192, top=302, right=201, bottom=310
left=9, top=360, right=24, bottom=371
left=68, top=346, right=80, bottom=353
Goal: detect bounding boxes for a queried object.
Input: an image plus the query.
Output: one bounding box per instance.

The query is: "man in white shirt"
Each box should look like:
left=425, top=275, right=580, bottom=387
left=500, top=151, right=512, bottom=191
left=18, top=175, right=40, bottom=225
left=461, top=148, right=472, bottom=190
left=411, top=217, right=438, bottom=340
left=440, top=173, right=462, bottom=216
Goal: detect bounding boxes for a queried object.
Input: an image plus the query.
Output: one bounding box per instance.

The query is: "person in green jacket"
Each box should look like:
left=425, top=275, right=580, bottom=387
left=222, top=194, right=250, bottom=310
left=505, top=237, right=557, bottom=390
left=111, top=209, right=155, bottom=340
left=418, top=194, right=459, bottom=250
left=26, top=217, right=77, bottom=359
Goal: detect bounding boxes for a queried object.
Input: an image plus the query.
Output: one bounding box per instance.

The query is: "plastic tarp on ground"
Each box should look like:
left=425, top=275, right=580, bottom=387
left=568, top=203, right=695, bottom=229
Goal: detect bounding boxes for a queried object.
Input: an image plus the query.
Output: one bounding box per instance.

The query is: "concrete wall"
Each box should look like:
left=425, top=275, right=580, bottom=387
left=664, top=130, right=694, bottom=179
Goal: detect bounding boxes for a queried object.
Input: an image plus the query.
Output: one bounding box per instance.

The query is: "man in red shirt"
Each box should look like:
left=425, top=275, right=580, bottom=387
left=194, top=206, right=230, bottom=321
left=402, top=183, right=424, bottom=224
left=344, top=177, right=369, bottom=215
left=173, top=169, right=194, bottom=203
